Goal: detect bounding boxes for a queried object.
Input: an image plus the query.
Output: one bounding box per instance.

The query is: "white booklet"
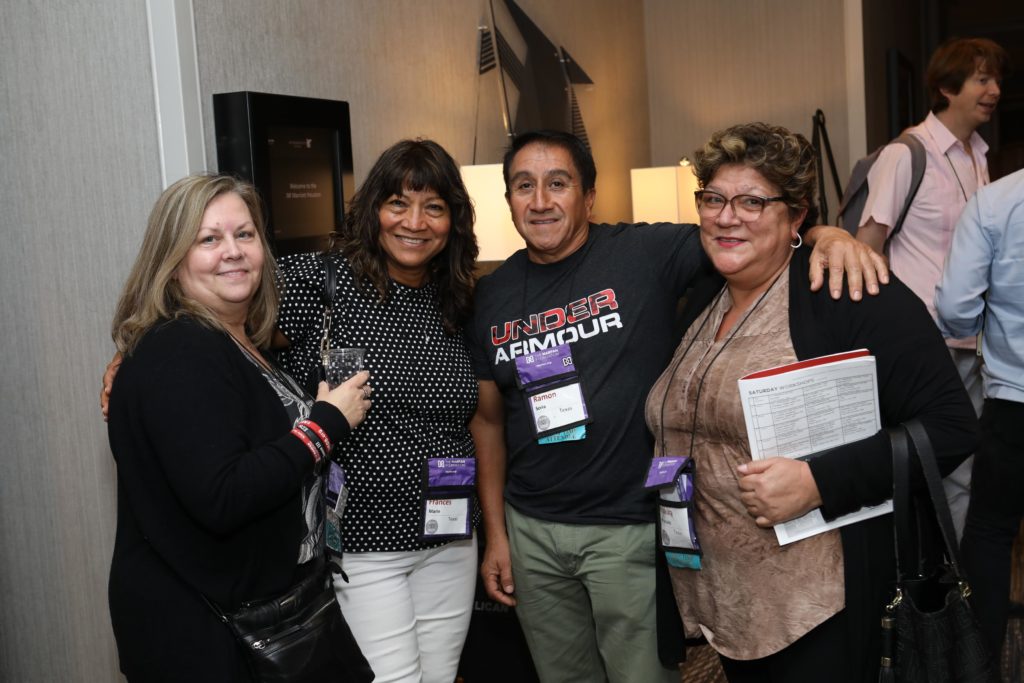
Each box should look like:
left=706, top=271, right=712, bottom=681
left=737, top=349, right=892, bottom=545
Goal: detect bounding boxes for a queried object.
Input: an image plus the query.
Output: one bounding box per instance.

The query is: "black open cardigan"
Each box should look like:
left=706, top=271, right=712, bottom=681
left=107, top=317, right=351, bottom=681
left=657, top=247, right=977, bottom=679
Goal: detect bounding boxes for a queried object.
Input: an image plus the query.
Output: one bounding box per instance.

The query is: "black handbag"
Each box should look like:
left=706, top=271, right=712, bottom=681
left=206, top=557, right=374, bottom=683
left=879, top=420, right=991, bottom=682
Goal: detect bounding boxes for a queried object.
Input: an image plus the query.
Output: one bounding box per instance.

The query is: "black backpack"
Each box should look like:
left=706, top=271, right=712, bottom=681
left=836, top=133, right=927, bottom=250
left=812, top=110, right=927, bottom=251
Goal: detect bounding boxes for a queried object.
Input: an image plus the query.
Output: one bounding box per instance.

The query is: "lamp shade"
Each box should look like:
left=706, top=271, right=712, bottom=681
left=461, top=164, right=521, bottom=262
left=630, top=165, right=700, bottom=225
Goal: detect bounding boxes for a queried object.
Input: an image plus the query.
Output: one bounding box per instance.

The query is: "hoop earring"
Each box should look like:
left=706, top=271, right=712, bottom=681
left=791, top=233, right=803, bottom=249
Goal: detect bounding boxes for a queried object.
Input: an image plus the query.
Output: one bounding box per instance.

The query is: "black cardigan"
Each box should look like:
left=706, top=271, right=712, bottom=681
left=659, top=248, right=977, bottom=678
left=107, top=317, right=350, bottom=681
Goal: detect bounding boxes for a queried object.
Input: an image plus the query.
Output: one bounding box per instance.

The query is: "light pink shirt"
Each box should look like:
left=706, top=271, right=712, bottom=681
left=861, top=112, right=989, bottom=349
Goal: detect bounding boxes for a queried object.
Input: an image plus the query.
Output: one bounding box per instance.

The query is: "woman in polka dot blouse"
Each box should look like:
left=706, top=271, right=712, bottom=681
left=276, top=139, right=480, bottom=683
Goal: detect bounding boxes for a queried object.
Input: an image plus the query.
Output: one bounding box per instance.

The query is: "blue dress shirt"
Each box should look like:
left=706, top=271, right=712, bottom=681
left=936, top=168, right=1024, bottom=404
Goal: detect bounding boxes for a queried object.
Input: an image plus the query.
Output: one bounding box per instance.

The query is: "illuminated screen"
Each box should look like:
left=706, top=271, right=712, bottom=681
left=266, top=125, right=337, bottom=240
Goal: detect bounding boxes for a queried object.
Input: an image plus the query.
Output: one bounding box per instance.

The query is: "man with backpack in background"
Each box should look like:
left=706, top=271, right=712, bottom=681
left=855, top=37, right=1009, bottom=540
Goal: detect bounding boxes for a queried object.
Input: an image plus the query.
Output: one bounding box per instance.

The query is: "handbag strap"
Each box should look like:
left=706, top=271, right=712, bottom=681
left=318, top=253, right=338, bottom=373
left=890, top=419, right=967, bottom=582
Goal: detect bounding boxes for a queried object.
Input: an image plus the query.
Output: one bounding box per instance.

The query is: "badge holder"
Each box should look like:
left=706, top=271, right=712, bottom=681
left=419, top=457, right=476, bottom=543
left=644, top=456, right=702, bottom=570
left=324, top=462, right=348, bottom=558
left=514, top=344, right=591, bottom=441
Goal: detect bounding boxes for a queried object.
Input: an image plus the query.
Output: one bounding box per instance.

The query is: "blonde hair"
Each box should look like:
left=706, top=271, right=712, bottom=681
left=111, top=174, right=279, bottom=355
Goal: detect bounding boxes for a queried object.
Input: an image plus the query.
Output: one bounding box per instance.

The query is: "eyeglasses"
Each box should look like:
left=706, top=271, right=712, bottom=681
left=694, top=190, right=786, bottom=220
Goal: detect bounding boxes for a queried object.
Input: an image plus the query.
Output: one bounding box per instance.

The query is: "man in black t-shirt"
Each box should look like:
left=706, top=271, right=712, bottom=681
left=467, top=130, right=886, bottom=681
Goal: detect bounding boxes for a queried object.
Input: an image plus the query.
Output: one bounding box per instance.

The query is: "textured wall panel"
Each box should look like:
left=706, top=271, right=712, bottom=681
left=643, top=0, right=850, bottom=217
left=193, top=0, right=650, bottom=223
left=0, top=1, right=162, bottom=680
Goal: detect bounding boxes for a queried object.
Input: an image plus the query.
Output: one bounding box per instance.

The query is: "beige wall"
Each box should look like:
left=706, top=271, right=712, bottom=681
left=193, top=0, right=651, bottom=225
left=643, top=0, right=852, bottom=218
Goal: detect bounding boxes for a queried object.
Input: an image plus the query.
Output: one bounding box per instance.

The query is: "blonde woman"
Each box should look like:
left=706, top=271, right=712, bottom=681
left=106, top=174, right=370, bottom=681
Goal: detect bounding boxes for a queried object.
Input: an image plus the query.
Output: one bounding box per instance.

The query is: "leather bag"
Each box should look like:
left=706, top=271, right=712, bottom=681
left=879, top=420, right=991, bottom=682
left=207, top=558, right=374, bottom=683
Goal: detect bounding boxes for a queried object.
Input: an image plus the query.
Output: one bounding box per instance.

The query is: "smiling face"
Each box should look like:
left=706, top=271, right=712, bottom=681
left=699, top=164, right=805, bottom=293
left=506, top=142, right=596, bottom=264
left=377, top=186, right=451, bottom=287
left=176, top=191, right=264, bottom=326
left=942, top=63, right=1001, bottom=132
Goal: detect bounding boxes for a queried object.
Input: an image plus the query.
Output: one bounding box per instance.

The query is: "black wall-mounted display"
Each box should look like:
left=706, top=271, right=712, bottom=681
left=213, top=91, right=354, bottom=256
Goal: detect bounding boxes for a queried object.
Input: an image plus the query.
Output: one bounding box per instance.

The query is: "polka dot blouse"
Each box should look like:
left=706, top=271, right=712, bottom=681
left=276, top=252, right=479, bottom=552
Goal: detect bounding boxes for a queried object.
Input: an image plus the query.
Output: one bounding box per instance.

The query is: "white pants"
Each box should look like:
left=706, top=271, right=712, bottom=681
left=944, top=348, right=984, bottom=542
left=334, top=535, right=477, bottom=683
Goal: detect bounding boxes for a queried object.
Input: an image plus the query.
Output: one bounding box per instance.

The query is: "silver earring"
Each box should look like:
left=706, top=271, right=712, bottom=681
left=791, top=233, right=803, bottom=249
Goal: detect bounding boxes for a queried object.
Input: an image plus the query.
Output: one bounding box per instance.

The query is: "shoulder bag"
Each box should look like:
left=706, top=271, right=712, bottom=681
left=879, top=419, right=991, bottom=682
left=204, top=556, right=373, bottom=682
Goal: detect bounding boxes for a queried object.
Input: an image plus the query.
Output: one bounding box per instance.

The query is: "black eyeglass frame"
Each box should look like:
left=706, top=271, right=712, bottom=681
left=693, top=190, right=788, bottom=217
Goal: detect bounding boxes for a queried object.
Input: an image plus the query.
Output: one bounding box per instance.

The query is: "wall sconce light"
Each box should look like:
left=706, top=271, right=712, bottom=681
left=630, top=160, right=700, bottom=225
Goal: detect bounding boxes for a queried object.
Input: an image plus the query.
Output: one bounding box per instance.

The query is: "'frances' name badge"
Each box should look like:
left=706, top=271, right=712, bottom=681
left=422, top=498, right=470, bottom=537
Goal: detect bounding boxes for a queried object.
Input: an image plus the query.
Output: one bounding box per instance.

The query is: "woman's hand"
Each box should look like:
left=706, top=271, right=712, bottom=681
left=805, top=225, right=889, bottom=300
left=317, top=370, right=372, bottom=429
left=100, top=353, right=123, bottom=421
left=736, top=457, right=823, bottom=527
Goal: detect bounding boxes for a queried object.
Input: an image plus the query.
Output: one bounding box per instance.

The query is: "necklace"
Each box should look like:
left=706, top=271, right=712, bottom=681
left=943, top=152, right=969, bottom=202
left=228, top=332, right=281, bottom=377
left=656, top=267, right=787, bottom=458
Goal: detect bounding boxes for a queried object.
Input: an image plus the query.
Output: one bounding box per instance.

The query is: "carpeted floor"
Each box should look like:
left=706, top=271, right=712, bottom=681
left=679, top=644, right=725, bottom=683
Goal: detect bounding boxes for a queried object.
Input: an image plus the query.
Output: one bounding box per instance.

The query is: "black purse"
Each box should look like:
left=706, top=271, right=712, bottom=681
left=205, top=557, right=374, bottom=683
left=879, top=420, right=991, bottom=682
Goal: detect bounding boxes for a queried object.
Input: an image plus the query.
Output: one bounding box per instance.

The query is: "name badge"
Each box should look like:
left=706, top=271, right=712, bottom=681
left=423, top=497, right=471, bottom=538
left=325, top=462, right=348, bottom=556
left=660, top=504, right=700, bottom=551
left=514, top=344, right=592, bottom=441
left=649, top=454, right=702, bottom=568
left=325, top=461, right=349, bottom=514
left=527, top=380, right=588, bottom=436
left=426, top=457, right=476, bottom=487
left=514, top=345, right=576, bottom=388
left=420, top=457, right=475, bottom=542
left=644, top=456, right=690, bottom=489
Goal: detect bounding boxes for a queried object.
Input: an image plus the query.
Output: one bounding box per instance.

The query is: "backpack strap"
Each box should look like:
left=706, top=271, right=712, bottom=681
left=885, top=133, right=926, bottom=248
left=836, top=133, right=927, bottom=248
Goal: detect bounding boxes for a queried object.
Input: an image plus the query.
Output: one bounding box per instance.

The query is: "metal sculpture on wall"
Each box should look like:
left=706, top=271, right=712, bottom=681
left=473, top=0, right=594, bottom=163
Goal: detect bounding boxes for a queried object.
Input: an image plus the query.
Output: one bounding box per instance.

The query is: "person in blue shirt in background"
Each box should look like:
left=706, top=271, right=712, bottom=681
left=936, top=167, right=1024, bottom=665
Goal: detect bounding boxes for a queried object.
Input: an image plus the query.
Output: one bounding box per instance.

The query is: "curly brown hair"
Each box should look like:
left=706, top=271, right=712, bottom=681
left=329, top=139, right=478, bottom=334
left=692, top=122, right=818, bottom=229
